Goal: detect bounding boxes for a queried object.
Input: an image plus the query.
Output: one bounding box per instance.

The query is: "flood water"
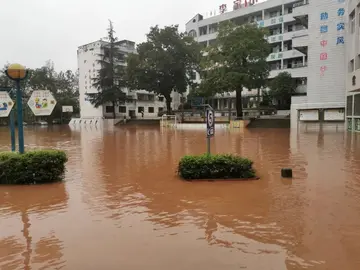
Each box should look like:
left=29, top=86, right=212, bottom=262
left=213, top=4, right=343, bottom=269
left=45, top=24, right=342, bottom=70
left=1, top=125, right=360, bottom=270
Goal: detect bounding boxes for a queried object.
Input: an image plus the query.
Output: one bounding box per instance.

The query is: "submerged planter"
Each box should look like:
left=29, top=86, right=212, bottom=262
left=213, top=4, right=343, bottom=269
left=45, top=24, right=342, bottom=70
left=0, top=150, right=68, bottom=185
left=178, top=154, right=257, bottom=181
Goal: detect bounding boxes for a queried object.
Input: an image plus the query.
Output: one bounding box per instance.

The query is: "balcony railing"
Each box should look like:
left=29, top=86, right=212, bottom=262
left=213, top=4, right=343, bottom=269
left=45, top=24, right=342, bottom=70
left=293, top=0, right=309, bottom=8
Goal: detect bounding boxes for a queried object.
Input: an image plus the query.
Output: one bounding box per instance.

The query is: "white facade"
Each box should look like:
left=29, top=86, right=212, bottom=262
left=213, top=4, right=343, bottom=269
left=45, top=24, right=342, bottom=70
left=291, top=0, right=346, bottom=128
left=77, top=40, right=167, bottom=119
left=346, top=0, right=360, bottom=132
left=186, top=0, right=348, bottom=127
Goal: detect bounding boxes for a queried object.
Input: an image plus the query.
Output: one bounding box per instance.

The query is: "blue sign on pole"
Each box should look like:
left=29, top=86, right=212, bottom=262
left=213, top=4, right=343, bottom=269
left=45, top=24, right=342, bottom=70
left=206, top=108, right=215, bottom=138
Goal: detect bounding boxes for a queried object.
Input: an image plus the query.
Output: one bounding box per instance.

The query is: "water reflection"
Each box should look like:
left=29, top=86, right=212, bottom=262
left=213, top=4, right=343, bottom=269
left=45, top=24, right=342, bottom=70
left=0, top=126, right=360, bottom=269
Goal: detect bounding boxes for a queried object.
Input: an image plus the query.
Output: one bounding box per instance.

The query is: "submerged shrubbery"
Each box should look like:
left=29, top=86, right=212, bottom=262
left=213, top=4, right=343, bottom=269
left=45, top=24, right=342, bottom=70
left=0, top=150, right=68, bottom=185
left=178, top=154, right=256, bottom=180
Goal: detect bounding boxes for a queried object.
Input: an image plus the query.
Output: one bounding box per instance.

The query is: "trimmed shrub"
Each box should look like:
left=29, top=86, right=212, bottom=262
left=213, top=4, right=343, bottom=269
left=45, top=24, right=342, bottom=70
left=178, top=154, right=255, bottom=180
left=0, top=150, right=68, bottom=185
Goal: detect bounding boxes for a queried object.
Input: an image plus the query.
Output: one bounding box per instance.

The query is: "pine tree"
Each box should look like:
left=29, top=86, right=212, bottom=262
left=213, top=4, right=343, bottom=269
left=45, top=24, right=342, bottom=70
left=88, top=20, right=128, bottom=119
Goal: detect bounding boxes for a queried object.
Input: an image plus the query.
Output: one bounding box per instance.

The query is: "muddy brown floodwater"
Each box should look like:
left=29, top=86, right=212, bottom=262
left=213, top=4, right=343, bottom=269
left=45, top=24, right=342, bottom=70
left=1, top=125, right=360, bottom=269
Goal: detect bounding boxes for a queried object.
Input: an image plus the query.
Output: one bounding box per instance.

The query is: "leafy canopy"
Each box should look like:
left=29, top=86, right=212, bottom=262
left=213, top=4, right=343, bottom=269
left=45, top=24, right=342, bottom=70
left=127, top=25, right=201, bottom=112
left=199, top=21, right=271, bottom=117
left=88, top=20, right=129, bottom=118
left=269, top=71, right=296, bottom=98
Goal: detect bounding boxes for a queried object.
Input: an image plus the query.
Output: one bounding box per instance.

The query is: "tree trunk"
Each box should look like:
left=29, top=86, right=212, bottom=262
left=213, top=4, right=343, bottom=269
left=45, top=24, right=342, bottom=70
left=112, top=101, right=116, bottom=119
left=235, top=89, right=243, bottom=119
left=165, top=96, right=172, bottom=114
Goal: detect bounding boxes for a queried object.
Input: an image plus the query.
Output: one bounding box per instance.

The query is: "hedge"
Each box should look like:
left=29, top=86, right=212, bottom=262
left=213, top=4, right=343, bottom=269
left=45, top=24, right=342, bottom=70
left=0, top=150, right=68, bottom=185
left=178, top=154, right=256, bottom=180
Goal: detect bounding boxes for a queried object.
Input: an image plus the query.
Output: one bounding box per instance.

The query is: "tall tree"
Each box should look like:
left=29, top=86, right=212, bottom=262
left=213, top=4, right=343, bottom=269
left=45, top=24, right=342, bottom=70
left=269, top=71, right=296, bottom=109
left=87, top=20, right=128, bottom=119
left=200, top=21, right=270, bottom=118
left=126, top=25, right=201, bottom=113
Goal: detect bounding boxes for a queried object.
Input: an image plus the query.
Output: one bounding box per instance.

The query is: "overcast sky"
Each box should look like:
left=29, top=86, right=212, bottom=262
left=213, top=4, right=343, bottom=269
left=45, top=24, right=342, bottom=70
left=1, top=0, right=265, bottom=72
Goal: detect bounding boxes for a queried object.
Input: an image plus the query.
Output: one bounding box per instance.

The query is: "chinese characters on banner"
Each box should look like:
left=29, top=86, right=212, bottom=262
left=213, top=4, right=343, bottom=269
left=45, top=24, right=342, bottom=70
left=319, top=11, right=328, bottom=76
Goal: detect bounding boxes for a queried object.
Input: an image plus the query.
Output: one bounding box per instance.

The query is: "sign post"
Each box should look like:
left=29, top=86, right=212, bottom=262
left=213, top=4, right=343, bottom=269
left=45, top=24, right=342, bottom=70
left=206, top=106, right=215, bottom=155
left=27, top=90, right=57, bottom=116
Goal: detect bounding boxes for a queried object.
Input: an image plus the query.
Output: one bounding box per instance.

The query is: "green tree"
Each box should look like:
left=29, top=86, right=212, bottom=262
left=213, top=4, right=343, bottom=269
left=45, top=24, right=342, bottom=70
left=127, top=25, right=201, bottom=113
left=200, top=21, right=270, bottom=118
left=28, top=61, right=79, bottom=122
left=268, top=71, right=296, bottom=109
left=87, top=20, right=128, bottom=119
left=0, top=64, right=11, bottom=88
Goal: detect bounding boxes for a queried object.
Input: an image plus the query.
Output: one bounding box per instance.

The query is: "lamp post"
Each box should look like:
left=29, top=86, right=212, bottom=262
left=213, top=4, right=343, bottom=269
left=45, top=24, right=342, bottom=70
left=5, top=64, right=29, bottom=154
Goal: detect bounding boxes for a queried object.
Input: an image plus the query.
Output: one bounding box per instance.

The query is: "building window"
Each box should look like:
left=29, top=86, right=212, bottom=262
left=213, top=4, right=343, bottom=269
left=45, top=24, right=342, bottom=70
left=349, top=59, right=355, bottom=72
left=353, top=76, right=357, bottom=86
left=84, top=60, right=87, bottom=63
left=158, top=96, right=164, bottom=102
left=138, top=94, right=155, bottom=101
left=270, top=11, right=278, bottom=18
left=138, top=106, right=144, bottom=113
left=350, top=11, right=355, bottom=33
left=347, top=96, right=353, bottom=116
left=357, top=55, right=360, bottom=70
left=158, top=107, right=164, bottom=112
left=119, top=106, right=126, bottom=113
left=190, top=71, right=196, bottom=80
left=199, top=26, right=207, bottom=36
left=188, top=30, right=197, bottom=37
left=148, top=107, right=154, bottom=113
left=106, top=106, right=114, bottom=113
left=288, top=7, right=293, bottom=14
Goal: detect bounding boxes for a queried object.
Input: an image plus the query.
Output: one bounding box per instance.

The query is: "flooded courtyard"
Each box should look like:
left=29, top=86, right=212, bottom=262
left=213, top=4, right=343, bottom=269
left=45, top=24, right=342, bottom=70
left=1, top=125, right=360, bottom=270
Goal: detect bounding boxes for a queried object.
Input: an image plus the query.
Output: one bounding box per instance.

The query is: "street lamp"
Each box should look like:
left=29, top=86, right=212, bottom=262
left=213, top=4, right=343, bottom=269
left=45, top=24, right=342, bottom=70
left=5, top=63, right=29, bottom=154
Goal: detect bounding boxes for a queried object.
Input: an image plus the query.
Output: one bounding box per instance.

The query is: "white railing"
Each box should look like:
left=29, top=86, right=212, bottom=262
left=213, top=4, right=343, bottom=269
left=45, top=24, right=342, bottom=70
left=160, top=115, right=177, bottom=128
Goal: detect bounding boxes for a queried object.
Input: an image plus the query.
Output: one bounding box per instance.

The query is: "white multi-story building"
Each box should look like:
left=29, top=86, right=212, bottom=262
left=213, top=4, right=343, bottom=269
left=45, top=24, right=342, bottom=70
left=77, top=39, right=167, bottom=119
left=186, top=0, right=347, bottom=127
left=346, top=0, right=360, bottom=132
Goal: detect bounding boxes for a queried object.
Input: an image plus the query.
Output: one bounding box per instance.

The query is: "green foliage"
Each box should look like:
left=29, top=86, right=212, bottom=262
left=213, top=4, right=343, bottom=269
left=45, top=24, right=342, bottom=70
left=0, top=150, right=68, bottom=185
left=87, top=20, right=129, bottom=119
left=200, top=21, right=271, bottom=117
left=259, top=91, right=272, bottom=107
left=268, top=72, right=296, bottom=107
left=178, top=154, right=255, bottom=180
left=0, top=61, right=80, bottom=124
left=126, top=25, right=201, bottom=113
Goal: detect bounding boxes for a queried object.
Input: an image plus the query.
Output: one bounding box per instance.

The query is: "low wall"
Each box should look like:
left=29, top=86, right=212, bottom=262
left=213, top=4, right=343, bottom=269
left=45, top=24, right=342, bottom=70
left=247, top=118, right=290, bottom=128
left=174, top=123, right=229, bottom=130
left=229, top=120, right=250, bottom=129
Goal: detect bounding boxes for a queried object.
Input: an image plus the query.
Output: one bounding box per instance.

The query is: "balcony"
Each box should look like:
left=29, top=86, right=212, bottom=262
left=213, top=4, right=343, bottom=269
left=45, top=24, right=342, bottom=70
left=259, top=13, right=295, bottom=28
left=269, top=64, right=308, bottom=78
left=267, top=49, right=305, bottom=62
left=292, top=29, right=309, bottom=47
left=197, top=31, right=217, bottom=43
left=268, top=29, right=307, bottom=44
left=292, top=1, right=309, bottom=17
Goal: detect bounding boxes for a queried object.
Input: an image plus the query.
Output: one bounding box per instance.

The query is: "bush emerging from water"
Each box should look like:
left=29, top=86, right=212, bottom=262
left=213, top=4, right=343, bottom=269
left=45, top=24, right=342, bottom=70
left=178, top=154, right=256, bottom=180
left=0, top=150, right=68, bottom=185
